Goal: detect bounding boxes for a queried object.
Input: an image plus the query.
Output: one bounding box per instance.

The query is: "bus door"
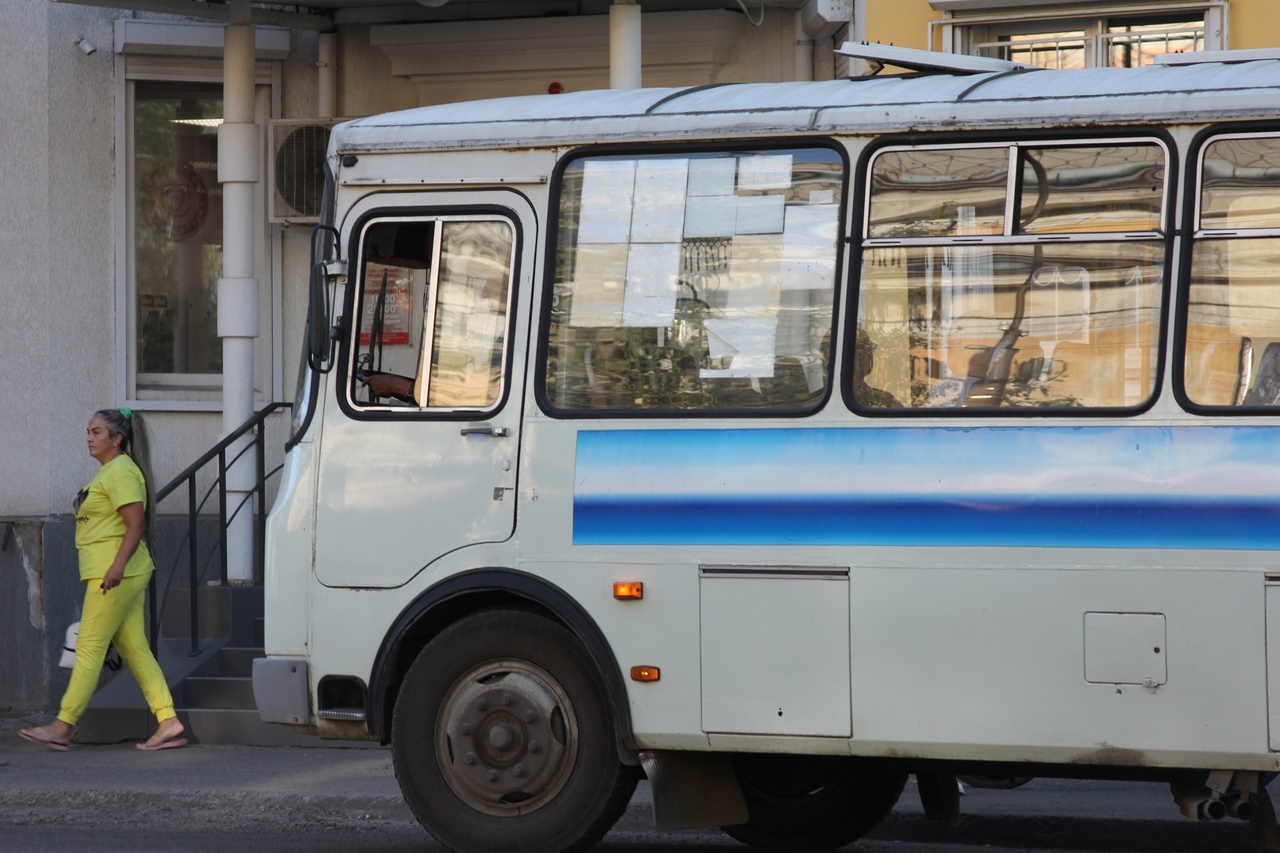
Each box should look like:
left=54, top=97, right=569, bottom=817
left=313, top=191, right=535, bottom=588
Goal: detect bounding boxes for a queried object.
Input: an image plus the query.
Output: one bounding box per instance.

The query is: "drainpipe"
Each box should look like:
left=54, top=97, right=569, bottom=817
left=318, top=32, right=337, bottom=119
left=795, top=11, right=815, bottom=81
left=219, top=0, right=259, bottom=585
left=610, top=0, right=642, bottom=89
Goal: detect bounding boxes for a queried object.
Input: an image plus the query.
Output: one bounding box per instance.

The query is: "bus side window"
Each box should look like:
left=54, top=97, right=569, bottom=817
left=1184, top=134, right=1280, bottom=409
left=543, top=146, right=844, bottom=415
left=858, top=141, right=1166, bottom=412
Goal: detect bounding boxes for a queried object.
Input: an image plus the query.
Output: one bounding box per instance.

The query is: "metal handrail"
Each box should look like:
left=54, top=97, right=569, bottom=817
left=147, top=402, right=292, bottom=654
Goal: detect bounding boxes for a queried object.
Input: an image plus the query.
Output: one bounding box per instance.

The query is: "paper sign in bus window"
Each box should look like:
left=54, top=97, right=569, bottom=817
left=780, top=205, right=838, bottom=291
left=728, top=234, right=783, bottom=307
left=737, top=154, right=793, bottom=191
left=631, top=159, right=689, bottom=243
left=736, top=195, right=785, bottom=235
left=622, top=242, right=680, bottom=327
left=687, top=157, right=737, bottom=197
left=702, top=317, right=779, bottom=378
left=568, top=243, right=628, bottom=327
left=578, top=160, right=637, bottom=244
left=359, top=265, right=413, bottom=346
left=684, top=195, right=738, bottom=239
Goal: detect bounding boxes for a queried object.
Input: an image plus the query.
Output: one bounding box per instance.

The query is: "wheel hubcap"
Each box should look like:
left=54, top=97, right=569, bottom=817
left=437, top=660, right=577, bottom=815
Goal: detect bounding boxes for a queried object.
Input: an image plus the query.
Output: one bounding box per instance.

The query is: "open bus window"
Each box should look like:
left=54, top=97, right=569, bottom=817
left=349, top=217, right=514, bottom=411
left=1184, top=134, right=1280, bottom=408
left=543, top=147, right=844, bottom=414
left=858, top=140, right=1166, bottom=411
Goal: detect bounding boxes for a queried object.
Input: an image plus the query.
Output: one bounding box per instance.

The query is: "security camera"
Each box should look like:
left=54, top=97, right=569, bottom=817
left=75, top=37, right=97, bottom=56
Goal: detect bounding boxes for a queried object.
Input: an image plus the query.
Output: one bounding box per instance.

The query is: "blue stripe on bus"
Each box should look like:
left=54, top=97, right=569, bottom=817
left=572, top=426, right=1280, bottom=549
left=574, top=495, right=1280, bottom=548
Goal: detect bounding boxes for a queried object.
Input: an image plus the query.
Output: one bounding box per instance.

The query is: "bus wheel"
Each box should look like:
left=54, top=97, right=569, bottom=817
left=721, top=754, right=906, bottom=851
left=392, top=608, right=637, bottom=853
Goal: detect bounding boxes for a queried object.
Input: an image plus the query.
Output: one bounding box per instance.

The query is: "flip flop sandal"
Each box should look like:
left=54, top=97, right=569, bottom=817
left=136, top=737, right=188, bottom=751
left=19, top=727, right=70, bottom=752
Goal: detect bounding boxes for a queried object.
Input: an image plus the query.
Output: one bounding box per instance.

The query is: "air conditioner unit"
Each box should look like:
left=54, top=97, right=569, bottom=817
left=268, top=119, right=341, bottom=224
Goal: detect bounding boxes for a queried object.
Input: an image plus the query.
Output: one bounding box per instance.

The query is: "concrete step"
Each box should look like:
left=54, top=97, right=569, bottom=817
left=158, top=585, right=264, bottom=647
left=183, top=675, right=256, bottom=709
left=216, top=646, right=262, bottom=678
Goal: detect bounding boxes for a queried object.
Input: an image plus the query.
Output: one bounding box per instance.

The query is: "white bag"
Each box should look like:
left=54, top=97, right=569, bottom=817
left=58, top=621, right=79, bottom=668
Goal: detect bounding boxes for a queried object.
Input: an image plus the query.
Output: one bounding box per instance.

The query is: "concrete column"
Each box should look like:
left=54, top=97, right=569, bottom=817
left=318, top=32, right=337, bottom=119
left=219, top=0, right=259, bottom=584
left=610, top=0, right=642, bottom=89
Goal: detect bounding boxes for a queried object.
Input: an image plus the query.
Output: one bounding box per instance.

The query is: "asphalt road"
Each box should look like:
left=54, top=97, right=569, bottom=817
left=0, top=710, right=1267, bottom=852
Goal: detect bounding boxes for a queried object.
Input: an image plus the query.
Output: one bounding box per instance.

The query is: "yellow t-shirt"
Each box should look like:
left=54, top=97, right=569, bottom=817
left=74, top=454, right=153, bottom=581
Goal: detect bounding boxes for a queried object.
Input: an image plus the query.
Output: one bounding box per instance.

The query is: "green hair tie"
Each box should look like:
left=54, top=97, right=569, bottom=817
left=119, top=407, right=133, bottom=419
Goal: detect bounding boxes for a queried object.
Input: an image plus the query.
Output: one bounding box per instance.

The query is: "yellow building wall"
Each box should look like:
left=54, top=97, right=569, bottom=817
left=861, top=0, right=1279, bottom=54
left=1230, top=0, right=1279, bottom=52
left=863, top=0, right=938, bottom=52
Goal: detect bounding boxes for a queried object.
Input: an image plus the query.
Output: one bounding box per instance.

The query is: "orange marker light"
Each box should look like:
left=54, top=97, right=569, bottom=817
left=613, top=581, right=644, bottom=600
left=630, top=666, right=660, bottom=682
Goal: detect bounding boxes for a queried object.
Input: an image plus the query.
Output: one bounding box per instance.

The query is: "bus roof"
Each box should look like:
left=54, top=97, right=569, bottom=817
left=333, top=59, right=1280, bottom=155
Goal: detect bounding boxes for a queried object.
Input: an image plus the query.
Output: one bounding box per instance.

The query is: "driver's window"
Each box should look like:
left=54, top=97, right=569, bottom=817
left=349, top=216, right=515, bottom=412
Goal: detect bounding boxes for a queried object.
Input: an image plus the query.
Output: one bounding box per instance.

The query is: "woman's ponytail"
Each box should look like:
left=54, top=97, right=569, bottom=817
left=94, top=407, right=157, bottom=554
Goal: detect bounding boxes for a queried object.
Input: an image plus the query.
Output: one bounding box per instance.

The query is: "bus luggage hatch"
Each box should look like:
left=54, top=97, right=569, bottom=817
left=699, top=565, right=851, bottom=738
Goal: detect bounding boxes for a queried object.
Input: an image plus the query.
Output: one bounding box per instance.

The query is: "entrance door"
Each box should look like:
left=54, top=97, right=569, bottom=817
left=313, top=191, right=534, bottom=588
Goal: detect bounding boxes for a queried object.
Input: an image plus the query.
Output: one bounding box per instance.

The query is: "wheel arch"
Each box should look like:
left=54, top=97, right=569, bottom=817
left=368, top=567, right=638, bottom=761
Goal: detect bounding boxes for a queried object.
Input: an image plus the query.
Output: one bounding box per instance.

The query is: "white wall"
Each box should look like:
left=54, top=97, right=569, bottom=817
left=0, top=1, right=52, bottom=516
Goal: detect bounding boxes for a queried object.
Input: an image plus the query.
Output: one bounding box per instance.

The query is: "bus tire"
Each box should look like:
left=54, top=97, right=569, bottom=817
left=391, top=608, right=637, bottom=853
left=721, top=754, right=907, bottom=851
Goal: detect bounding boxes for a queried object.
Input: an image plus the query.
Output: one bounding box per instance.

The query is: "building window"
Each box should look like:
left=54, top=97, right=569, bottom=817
left=116, top=27, right=280, bottom=408
left=133, top=82, right=224, bottom=385
left=937, top=2, right=1225, bottom=69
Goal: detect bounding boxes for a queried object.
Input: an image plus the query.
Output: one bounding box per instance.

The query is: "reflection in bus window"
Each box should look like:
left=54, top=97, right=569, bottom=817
left=868, top=148, right=1007, bottom=238
left=428, top=221, right=513, bottom=408
left=1019, top=145, right=1164, bottom=234
left=859, top=141, right=1166, bottom=411
left=544, top=147, right=844, bottom=413
left=349, top=218, right=514, bottom=411
left=1185, top=135, right=1280, bottom=408
left=1199, top=137, right=1280, bottom=231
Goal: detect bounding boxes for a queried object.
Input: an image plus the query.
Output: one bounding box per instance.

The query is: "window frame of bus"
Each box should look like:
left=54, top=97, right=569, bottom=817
left=847, top=130, right=1175, bottom=418
left=335, top=205, right=522, bottom=422
left=1176, top=124, right=1280, bottom=415
left=536, top=141, right=849, bottom=419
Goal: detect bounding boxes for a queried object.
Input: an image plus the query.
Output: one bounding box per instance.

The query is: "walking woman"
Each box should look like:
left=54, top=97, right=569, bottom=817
left=20, top=408, right=186, bottom=751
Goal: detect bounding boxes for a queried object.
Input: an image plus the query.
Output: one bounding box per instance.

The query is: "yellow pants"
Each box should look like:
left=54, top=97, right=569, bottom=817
left=57, top=573, right=176, bottom=727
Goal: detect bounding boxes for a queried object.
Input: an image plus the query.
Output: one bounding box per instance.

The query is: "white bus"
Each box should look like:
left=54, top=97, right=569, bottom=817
left=254, top=45, right=1280, bottom=853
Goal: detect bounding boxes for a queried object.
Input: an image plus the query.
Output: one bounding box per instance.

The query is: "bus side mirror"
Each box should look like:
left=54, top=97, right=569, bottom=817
left=308, top=225, right=343, bottom=373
